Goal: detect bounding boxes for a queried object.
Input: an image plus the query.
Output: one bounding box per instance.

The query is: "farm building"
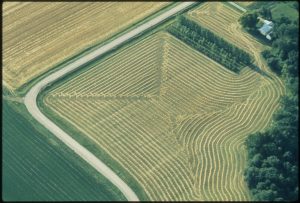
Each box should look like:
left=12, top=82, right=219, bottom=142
left=258, top=19, right=274, bottom=40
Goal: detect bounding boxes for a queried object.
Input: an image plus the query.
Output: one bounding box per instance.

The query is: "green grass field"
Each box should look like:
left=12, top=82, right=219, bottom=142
left=271, top=2, right=298, bottom=21
left=248, top=2, right=298, bottom=22
left=2, top=99, right=126, bottom=201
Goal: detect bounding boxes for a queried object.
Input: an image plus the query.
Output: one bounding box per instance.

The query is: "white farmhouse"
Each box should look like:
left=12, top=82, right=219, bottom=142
left=258, top=19, right=274, bottom=40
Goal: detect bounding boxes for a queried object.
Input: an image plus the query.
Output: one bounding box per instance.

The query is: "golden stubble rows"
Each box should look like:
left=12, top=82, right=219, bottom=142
left=187, top=2, right=263, bottom=54
left=3, top=2, right=169, bottom=89
left=43, top=27, right=283, bottom=200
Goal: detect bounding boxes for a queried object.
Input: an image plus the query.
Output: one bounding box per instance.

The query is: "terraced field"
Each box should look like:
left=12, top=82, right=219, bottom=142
left=42, top=30, right=283, bottom=200
left=3, top=2, right=169, bottom=89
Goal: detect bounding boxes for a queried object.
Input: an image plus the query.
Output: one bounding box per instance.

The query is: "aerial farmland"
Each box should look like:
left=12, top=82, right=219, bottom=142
left=3, top=2, right=169, bottom=90
left=2, top=1, right=298, bottom=201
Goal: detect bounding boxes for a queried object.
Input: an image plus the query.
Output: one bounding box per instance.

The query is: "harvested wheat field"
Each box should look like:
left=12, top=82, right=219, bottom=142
left=187, top=2, right=262, bottom=54
left=3, top=2, right=169, bottom=90
left=187, top=2, right=285, bottom=88
left=43, top=31, right=284, bottom=200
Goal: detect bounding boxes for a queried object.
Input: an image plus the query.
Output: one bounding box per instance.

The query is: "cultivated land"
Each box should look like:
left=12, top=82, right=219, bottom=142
left=235, top=1, right=254, bottom=8
left=3, top=2, right=169, bottom=90
left=23, top=3, right=196, bottom=201
left=4, top=1, right=287, bottom=201
left=2, top=99, right=125, bottom=201
left=188, top=2, right=263, bottom=54
left=42, top=22, right=284, bottom=200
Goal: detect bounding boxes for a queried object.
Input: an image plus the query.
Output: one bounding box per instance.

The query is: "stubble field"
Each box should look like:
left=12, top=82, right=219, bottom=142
left=3, top=2, right=169, bottom=90
left=42, top=25, right=283, bottom=200
left=187, top=2, right=262, bottom=54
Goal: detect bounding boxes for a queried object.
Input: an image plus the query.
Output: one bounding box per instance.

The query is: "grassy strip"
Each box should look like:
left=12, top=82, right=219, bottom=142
left=3, top=99, right=126, bottom=201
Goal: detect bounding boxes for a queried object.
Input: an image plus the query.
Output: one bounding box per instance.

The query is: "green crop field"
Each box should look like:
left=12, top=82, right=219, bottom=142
left=2, top=99, right=125, bottom=201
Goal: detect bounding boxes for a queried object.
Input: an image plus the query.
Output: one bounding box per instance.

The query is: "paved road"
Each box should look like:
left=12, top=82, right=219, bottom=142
left=24, top=2, right=196, bottom=201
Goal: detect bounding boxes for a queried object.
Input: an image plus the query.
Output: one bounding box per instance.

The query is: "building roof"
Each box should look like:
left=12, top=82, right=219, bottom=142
left=258, top=20, right=274, bottom=36
left=266, top=33, right=272, bottom=40
left=263, top=19, right=274, bottom=26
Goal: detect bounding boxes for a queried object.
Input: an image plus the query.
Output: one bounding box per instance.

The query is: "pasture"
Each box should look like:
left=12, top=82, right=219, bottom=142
left=271, top=2, right=298, bottom=21
left=2, top=99, right=125, bottom=201
left=3, top=2, right=169, bottom=90
left=42, top=30, right=283, bottom=200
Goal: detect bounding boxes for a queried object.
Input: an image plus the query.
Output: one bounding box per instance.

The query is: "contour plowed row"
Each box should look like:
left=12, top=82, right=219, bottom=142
left=44, top=31, right=282, bottom=201
left=187, top=2, right=263, bottom=54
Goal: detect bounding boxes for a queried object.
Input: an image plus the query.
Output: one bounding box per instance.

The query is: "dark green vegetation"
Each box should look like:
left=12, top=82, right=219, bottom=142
left=248, top=1, right=298, bottom=22
left=167, top=16, right=252, bottom=73
left=239, top=12, right=259, bottom=32
left=244, top=93, right=298, bottom=201
left=240, top=1, right=298, bottom=43
left=261, top=18, right=298, bottom=77
left=242, top=3, right=299, bottom=201
left=2, top=99, right=126, bottom=201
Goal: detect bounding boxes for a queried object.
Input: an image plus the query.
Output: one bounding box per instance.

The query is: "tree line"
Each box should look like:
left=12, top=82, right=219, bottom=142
left=241, top=6, right=299, bottom=201
left=167, top=16, right=252, bottom=73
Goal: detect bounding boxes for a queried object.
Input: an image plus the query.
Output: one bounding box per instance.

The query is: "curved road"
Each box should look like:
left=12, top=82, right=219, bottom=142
left=24, top=2, right=196, bottom=201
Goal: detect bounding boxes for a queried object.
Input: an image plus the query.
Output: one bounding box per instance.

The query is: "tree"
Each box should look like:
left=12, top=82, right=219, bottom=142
left=255, top=189, right=277, bottom=200
left=266, top=57, right=281, bottom=74
left=258, top=6, right=272, bottom=20
left=239, top=12, right=259, bottom=31
left=244, top=4, right=298, bottom=200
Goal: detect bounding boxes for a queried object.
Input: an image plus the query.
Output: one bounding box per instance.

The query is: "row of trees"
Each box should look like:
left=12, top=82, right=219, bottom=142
left=167, top=16, right=252, bottom=73
left=241, top=7, right=299, bottom=201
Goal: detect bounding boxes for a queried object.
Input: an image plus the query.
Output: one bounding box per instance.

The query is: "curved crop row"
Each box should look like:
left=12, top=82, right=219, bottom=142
left=187, top=2, right=263, bottom=54
left=44, top=29, right=283, bottom=201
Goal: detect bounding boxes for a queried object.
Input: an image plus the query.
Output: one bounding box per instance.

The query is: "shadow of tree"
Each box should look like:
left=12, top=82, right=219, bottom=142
left=248, top=63, right=273, bottom=79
